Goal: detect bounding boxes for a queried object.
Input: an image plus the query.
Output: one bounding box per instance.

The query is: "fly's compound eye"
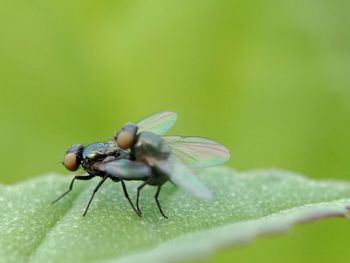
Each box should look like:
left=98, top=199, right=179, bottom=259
left=116, top=122, right=138, bottom=150
left=116, top=131, right=134, bottom=150
left=63, top=144, right=83, bottom=171
left=63, top=153, right=80, bottom=171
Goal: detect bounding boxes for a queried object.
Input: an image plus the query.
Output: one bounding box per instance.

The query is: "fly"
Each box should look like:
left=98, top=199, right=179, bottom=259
left=52, top=111, right=231, bottom=218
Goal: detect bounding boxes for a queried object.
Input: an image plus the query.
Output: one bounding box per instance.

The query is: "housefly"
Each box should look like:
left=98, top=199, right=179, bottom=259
left=52, top=140, right=151, bottom=216
left=110, top=111, right=231, bottom=218
left=52, top=111, right=231, bottom=218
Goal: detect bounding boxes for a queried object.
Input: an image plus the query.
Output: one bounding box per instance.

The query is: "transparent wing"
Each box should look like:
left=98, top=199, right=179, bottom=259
left=154, top=157, right=212, bottom=200
left=162, top=136, right=231, bottom=168
left=99, top=159, right=152, bottom=180
left=137, top=111, right=177, bottom=135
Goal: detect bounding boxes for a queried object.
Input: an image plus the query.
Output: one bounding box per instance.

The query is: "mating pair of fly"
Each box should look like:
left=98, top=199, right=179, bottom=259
left=52, top=111, right=231, bottom=218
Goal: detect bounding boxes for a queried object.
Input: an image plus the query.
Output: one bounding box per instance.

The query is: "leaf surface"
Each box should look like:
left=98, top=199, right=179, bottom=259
left=0, top=168, right=349, bottom=263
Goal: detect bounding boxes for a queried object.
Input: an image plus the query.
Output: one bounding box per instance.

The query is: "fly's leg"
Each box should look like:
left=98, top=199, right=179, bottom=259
left=51, top=174, right=95, bottom=205
left=96, top=159, right=151, bottom=216
left=82, top=175, right=108, bottom=216
left=136, top=182, right=147, bottom=215
left=155, top=185, right=168, bottom=219
left=120, top=180, right=141, bottom=217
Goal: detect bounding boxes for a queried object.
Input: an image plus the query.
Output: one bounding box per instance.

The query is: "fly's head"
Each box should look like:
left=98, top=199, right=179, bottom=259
left=63, top=144, right=84, bottom=171
left=114, top=122, right=138, bottom=150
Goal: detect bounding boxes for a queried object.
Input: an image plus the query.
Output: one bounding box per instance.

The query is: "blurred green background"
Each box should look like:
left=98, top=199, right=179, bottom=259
left=0, top=0, right=349, bottom=262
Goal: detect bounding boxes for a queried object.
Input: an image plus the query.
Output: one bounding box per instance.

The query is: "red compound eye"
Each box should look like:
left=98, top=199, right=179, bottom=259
left=64, top=152, right=80, bottom=171
left=116, top=130, right=135, bottom=150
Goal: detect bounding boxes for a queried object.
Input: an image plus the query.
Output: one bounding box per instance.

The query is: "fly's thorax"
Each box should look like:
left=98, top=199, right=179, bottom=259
left=132, top=131, right=171, bottom=160
left=82, top=142, right=118, bottom=163
left=82, top=142, right=105, bottom=160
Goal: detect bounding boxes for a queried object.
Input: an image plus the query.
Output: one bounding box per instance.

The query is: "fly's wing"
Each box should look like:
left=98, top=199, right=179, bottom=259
left=99, top=159, right=152, bottom=180
left=137, top=111, right=177, bottom=135
left=155, top=157, right=213, bottom=200
left=162, top=136, right=231, bottom=168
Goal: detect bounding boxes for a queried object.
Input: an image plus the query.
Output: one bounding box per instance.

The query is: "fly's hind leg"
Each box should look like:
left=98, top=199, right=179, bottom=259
left=155, top=185, right=168, bottom=219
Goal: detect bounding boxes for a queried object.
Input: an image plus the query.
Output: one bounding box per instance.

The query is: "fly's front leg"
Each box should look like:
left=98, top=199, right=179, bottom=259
left=51, top=174, right=95, bottom=205
left=83, top=175, right=108, bottom=216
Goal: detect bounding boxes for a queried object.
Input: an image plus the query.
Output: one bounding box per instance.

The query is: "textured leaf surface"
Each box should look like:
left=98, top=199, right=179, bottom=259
left=0, top=168, right=349, bottom=263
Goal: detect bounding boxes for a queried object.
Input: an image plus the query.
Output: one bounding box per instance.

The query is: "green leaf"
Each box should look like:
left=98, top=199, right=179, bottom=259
left=0, top=168, right=349, bottom=263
